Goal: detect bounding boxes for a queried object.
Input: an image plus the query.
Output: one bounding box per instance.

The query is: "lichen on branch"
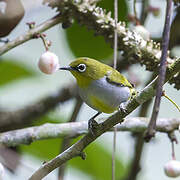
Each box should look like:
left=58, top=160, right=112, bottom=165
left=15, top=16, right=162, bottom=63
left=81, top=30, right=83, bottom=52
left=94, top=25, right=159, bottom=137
left=43, top=0, right=179, bottom=90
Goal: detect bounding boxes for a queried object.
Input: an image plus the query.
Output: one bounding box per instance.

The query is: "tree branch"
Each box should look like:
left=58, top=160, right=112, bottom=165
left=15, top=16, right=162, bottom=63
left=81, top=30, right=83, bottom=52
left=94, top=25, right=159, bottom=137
left=123, top=133, right=144, bottom=180
left=0, top=85, right=77, bottom=132
left=0, top=117, right=179, bottom=147
left=58, top=98, right=82, bottom=180
left=0, top=60, right=132, bottom=133
left=0, top=14, right=63, bottom=55
left=44, top=0, right=179, bottom=88
left=140, top=0, right=149, bottom=25
left=0, top=0, right=179, bottom=89
left=145, top=0, right=173, bottom=141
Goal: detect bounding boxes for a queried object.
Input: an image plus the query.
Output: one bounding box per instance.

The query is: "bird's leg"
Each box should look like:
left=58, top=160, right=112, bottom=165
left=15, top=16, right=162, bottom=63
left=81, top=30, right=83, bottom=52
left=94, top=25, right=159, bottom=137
left=88, top=112, right=101, bottom=135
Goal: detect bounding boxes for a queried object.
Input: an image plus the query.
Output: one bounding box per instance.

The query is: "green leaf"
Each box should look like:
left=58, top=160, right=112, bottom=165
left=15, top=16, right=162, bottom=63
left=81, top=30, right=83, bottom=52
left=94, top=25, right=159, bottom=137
left=20, top=138, right=62, bottom=160
left=0, top=60, right=35, bottom=86
left=65, top=0, right=127, bottom=60
left=66, top=23, right=113, bottom=60
left=97, top=0, right=128, bottom=21
left=20, top=135, right=126, bottom=179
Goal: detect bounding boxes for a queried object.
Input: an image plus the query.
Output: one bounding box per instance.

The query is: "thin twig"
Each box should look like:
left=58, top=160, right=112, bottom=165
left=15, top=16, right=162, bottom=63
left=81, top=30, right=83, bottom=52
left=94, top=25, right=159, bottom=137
left=133, top=0, right=139, bottom=24
left=140, top=0, right=149, bottom=25
left=38, top=34, right=49, bottom=51
left=0, top=15, right=62, bottom=55
left=168, top=131, right=178, bottom=160
left=172, top=141, right=175, bottom=160
left=113, top=0, right=118, bottom=70
left=112, top=126, right=116, bottom=180
left=145, top=0, right=173, bottom=141
left=163, top=92, right=180, bottom=112
left=112, top=0, right=118, bottom=179
left=58, top=98, right=82, bottom=180
left=123, top=134, right=144, bottom=180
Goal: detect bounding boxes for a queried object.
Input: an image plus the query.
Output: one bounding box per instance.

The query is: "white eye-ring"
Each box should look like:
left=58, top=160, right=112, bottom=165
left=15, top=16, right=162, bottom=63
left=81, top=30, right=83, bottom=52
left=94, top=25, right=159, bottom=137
left=77, top=64, right=86, bottom=72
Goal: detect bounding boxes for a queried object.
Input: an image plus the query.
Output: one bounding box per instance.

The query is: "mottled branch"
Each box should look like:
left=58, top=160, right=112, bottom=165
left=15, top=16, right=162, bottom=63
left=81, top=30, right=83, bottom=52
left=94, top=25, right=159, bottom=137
left=44, top=0, right=179, bottom=88
left=0, top=117, right=179, bottom=147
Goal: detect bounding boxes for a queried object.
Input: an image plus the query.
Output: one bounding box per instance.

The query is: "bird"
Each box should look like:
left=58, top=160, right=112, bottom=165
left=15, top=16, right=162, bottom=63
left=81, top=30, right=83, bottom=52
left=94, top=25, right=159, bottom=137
left=60, top=57, right=136, bottom=134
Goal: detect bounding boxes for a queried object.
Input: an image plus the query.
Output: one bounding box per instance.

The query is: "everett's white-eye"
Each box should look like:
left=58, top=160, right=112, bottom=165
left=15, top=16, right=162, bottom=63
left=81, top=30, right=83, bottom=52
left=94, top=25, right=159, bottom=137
left=60, top=57, right=136, bottom=114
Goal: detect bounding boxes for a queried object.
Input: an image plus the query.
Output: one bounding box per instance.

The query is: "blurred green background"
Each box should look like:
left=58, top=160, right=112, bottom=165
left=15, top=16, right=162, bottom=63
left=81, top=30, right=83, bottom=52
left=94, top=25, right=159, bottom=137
left=0, top=0, right=179, bottom=180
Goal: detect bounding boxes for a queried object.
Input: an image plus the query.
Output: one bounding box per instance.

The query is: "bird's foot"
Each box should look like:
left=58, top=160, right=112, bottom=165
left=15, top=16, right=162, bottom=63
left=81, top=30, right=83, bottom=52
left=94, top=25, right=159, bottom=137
left=118, top=103, right=128, bottom=114
left=88, top=118, right=99, bottom=136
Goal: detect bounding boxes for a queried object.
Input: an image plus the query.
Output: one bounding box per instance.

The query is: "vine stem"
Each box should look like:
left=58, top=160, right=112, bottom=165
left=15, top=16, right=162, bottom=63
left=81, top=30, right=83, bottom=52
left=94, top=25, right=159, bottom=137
left=163, top=92, right=180, bottom=112
left=133, top=0, right=139, bottom=25
left=112, top=0, right=118, bottom=179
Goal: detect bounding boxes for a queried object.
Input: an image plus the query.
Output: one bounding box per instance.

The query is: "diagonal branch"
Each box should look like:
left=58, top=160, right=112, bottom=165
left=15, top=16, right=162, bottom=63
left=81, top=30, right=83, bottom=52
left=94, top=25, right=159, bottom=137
left=27, top=58, right=180, bottom=180
left=0, top=14, right=63, bottom=55
left=58, top=98, right=82, bottom=180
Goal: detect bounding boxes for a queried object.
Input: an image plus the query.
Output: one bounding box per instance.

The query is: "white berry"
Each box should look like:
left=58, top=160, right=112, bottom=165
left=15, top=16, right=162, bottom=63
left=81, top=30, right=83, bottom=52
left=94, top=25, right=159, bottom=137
left=164, top=160, right=180, bottom=178
left=38, top=51, right=60, bottom=74
left=133, top=25, right=150, bottom=41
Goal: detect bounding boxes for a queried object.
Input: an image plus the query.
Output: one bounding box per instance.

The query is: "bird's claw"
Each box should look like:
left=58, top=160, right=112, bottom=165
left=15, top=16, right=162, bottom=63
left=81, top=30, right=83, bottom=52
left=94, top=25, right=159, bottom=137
left=118, top=103, right=128, bottom=114
left=88, top=118, right=99, bottom=136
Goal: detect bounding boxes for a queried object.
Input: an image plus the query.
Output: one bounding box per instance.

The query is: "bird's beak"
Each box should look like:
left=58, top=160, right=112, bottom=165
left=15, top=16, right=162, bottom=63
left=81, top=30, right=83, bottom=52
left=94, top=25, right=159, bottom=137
left=59, top=66, right=74, bottom=71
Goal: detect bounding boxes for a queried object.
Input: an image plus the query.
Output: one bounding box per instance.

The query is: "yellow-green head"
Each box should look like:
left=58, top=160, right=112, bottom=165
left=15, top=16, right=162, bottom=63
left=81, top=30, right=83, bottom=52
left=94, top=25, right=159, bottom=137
left=60, top=57, right=133, bottom=88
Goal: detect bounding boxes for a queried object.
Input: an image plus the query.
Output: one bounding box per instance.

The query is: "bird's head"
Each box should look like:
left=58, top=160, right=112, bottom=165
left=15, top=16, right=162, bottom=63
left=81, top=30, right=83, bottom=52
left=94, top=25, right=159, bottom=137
left=60, top=57, right=111, bottom=87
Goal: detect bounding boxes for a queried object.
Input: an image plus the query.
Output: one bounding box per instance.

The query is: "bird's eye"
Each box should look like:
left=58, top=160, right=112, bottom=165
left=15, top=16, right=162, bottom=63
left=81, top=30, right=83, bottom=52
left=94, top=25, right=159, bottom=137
left=77, top=64, right=86, bottom=72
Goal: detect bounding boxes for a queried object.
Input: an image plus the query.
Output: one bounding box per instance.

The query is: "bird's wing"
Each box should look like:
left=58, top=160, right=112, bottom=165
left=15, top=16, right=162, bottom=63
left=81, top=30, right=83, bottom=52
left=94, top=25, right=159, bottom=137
left=105, top=70, right=133, bottom=88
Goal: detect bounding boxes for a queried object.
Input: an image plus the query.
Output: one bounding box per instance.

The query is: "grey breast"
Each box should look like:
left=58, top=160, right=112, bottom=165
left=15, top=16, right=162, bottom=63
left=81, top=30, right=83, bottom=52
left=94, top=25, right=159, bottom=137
left=79, top=76, right=130, bottom=109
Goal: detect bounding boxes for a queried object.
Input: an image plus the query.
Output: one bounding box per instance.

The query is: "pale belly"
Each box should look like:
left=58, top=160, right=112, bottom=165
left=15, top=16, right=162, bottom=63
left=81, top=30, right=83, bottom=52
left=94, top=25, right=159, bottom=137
left=78, top=77, right=130, bottom=113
